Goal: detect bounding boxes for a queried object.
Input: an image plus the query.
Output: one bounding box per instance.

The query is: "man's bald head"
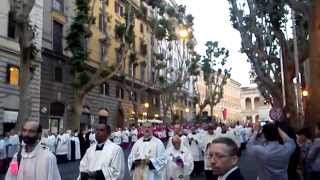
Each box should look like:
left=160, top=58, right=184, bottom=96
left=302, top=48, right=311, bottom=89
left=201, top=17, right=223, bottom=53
left=172, top=135, right=181, bottom=150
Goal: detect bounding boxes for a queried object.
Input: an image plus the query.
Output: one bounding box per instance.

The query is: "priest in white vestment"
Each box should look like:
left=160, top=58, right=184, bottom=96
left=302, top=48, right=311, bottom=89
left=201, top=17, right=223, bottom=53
left=68, top=133, right=81, bottom=161
left=47, top=132, right=56, bottom=153
left=200, top=123, right=217, bottom=180
left=166, top=124, right=190, bottom=150
left=165, top=136, right=194, bottom=180
left=79, top=122, right=125, bottom=180
left=6, top=121, right=61, bottom=180
left=128, top=122, right=168, bottom=180
left=188, top=128, right=203, bottom=176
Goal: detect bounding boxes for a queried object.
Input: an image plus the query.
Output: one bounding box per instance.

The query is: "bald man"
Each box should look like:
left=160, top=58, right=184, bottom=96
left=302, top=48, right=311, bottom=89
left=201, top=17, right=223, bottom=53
left=6, top=120, right=61, bottom=180
left=165, top=136, right=194, bottom=180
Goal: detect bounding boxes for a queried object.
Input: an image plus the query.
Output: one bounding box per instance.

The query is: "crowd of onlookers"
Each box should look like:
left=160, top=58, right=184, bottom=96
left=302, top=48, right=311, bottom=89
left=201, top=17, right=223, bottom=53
left=0, top=120, right=320, bottom=180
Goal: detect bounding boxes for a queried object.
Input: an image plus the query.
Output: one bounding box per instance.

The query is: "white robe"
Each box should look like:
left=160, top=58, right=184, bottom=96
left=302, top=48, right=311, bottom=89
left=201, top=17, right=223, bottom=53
left=5, top=144, right=61, bottom=180
left=7, top=135, right=20, bottom=158
left=56, top=134, right=69, bottom=155
left=0, top=139, right=6, bottom=160
left=68, top=136, right=81, bottom=160
left=79, top=139, right=125, bottom=180
left=187, top=133, right=202, bottom=162
left=200, top=133, right=216, bottom=170
left=215, top=131, right=241, bottom=148
left=47, top=135, right=56, bottom=153
left=128, top=136, right=168, bottom=180
left=165, top=146, right=194, bottom=180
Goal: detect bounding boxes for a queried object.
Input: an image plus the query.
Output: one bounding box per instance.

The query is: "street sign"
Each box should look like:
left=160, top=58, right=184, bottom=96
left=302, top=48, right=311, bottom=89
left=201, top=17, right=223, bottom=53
left=269, top=108, right=283, bottom=121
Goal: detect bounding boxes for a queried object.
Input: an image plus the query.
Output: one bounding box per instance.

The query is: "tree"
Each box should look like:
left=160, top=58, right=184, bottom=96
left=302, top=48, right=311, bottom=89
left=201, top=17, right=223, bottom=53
left=196, top=41, right=231, bottom=119
left=306, top=1, right=320, bottom=128
left=140, top=0, right=200, bottom=123
left=65, top=0, right=135, bottom=130
left=227, top=0, right=310, bottom=128
left=10, top=0, right=38, bottom=129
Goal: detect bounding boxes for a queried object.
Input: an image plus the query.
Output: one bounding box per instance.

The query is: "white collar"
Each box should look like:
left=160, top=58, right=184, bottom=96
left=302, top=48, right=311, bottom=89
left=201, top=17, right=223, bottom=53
left=218, top=166, right=238, bottom=180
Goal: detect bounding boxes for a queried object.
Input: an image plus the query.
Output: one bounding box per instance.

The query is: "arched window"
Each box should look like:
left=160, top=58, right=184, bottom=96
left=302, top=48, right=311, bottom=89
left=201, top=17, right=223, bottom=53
left=245, top=98, right=252, bottom=110
left=254, top=97, right=260, bottom=109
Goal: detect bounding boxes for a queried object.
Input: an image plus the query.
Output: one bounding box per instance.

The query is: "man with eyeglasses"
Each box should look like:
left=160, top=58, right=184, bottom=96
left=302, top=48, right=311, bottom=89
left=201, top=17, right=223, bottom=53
left=207, top=137, right=244, bottom=180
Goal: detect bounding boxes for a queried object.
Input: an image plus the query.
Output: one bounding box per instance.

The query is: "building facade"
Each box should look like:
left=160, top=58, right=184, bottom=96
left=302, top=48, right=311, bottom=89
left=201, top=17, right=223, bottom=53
left=196, top=71, right=242, bottom=122
left=0, top=0, right=43, bottom=135
left=40, top=0, right=163, bottom=131
left=240, top=86, right=271, bottom=123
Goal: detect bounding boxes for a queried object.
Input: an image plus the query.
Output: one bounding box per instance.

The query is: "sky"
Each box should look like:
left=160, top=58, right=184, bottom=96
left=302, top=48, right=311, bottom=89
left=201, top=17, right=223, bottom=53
left=175, top=0, right=252, bottom=87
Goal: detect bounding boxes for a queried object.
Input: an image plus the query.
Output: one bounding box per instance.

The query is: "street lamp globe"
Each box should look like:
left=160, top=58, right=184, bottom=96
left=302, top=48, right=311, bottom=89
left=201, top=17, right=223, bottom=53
left=185, top=108, right=190, bottom=113
left=179, top=28, right=189, bottom=39
left=302, top=90, right=309, bottom=97
left=144, top=102, right=149, bottom=108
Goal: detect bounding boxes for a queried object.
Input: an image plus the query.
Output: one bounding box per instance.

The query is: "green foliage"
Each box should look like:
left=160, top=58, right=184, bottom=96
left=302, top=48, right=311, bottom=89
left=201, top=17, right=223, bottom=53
left=227, top=0, right=310, bottom=104
left=65, top=0, right=91, bottom=88
left=198, top=41, right=231, bottom=108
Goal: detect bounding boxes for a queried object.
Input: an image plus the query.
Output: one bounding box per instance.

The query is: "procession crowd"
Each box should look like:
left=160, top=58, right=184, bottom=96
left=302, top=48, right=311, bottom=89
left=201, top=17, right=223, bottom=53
left=0, top=119, right=319, bottom=180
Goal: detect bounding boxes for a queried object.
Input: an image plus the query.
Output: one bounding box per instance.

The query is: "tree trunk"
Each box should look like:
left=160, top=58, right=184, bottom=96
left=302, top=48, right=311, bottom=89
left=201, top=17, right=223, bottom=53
left=280, top=34, right=300, bottom=129
left=210, top=103, right=214, bottom=119
left=68, top=95, right=84, bottom=131
left=307, top=0, right=320, bottom=129
left=16, top=48, right=32, bottom=130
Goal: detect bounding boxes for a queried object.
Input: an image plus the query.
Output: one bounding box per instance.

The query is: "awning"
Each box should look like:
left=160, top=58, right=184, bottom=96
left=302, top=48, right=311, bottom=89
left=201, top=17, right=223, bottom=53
left=3, top=110, right=18, bottom=123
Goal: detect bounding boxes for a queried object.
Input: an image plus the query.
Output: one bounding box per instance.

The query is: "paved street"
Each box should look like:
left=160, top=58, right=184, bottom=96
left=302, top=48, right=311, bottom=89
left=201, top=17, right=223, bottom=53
left=0, top=149, right=257, bottom=180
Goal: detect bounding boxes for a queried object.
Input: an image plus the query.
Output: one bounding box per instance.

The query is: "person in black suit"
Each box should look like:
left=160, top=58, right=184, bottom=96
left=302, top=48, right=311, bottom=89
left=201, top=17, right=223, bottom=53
left=207, top=137, right=244, bottom=180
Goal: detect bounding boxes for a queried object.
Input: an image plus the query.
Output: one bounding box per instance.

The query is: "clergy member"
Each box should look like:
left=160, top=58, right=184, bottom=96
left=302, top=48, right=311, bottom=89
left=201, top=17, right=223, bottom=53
left=188, top=127, right=203, bottom=176
left=128, top=122, right=168, bottom=180
left=5, top=120, right=61, bottom=180
left=79, top=121, right=125, bottom=180
left=167, top=123, right=190, bottom=150
left=201, top=123, right=217, bottom=180
left=165, top=136, right=194, bottom=180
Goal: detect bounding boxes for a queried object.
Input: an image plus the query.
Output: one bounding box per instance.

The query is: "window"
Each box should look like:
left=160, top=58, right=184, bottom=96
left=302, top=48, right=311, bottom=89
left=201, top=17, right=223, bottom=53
left=100, top=83, right=109, bottom=96
left=114, top=1, right=124, bottom=17
left=99, top=13, right=106, bottom=33
left=6, top=65, right=19, bottom=86
left=53, top=21, right=63, bottom=54
left=52, top=0, right=64, bottom=13
left=151, top=71, right=155, bottom=83
left=120, top=88, right=124, bottom=99
left=116, top=86, right=124, bottom=99
left=140, top=63, right=146, bottom=82
left=7, top=11, right=15, bottom=38
left=133, top=64, right=137, bottom=79
left=128, top=61, right=133, bottom=77
left=116, top=86, right=120, bottom=98
left=129, top=91, right=137, bottom=102
left=140, top=23, right=144, bottom=33
left=140, top=40, right=147, bottom=56
left=100, top=42, right=106, bottom=61
left=54, top=67, right=63, bottom=82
